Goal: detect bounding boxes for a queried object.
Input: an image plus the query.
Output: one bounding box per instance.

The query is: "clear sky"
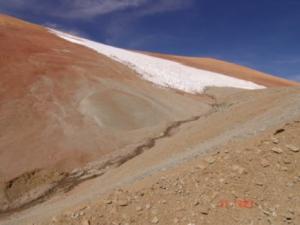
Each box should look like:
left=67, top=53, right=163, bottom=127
left=1, top=0, right=299, bottom=81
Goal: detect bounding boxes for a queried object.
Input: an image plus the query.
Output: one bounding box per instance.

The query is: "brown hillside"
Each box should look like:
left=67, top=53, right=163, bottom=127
left=0, top=14, right=209, bottom=182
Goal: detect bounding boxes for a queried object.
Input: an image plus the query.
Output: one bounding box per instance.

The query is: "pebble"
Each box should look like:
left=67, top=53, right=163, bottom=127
left=283, top=157, right=292, bottom=164
left=160, top=200, right=167, bottom=204
left=280, top=166, right=288, bottom=172
left=232, top=165, right=246, bottom=174
left=271, top=147, right=283, bottom=154
left=195, top=163, right=207, bottom=170
left=136, top=206, right=143, bottom=211
left=274, top=128, right=285, bottom=135
left=71, top=212, right=80, bottom=219
left=205, top=156, right=216, bottom=164
left=286, top=144, right=299, bottom=153
left=260, top=159, right=270, bottom=167
left=255, top=180, right=264, bottom=186
left=151, top=216, right=159, bottom=224
left=271, top=137, right=279, bottom=144
left=104, top=200, right=112, bottom=205
left=117, top=200, right=129, bottom=207
left=199, top=206, right=210, bottom=215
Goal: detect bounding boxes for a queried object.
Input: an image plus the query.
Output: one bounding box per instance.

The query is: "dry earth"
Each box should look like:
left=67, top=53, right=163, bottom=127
left=41, top=118, right=300, bottom=225
left=0, top=14, right=300, bottom=225
left=0, top=14, right=209, bottom=183
left=1, top=87, right=300, bottom=225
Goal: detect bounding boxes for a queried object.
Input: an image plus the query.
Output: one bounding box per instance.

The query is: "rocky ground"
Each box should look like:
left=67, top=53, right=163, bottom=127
left=1, top=87, right=299, bottom=225
left=38, top=119, right=300, bottom=225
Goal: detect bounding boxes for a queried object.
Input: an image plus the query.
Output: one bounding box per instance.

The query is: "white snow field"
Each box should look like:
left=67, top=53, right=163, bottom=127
left=51, top=29, right=265, bottom=93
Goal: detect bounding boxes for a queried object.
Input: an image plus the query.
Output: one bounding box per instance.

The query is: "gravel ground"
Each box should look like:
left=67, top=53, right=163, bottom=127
left=42, top=118, right=300, bottom=225
left=2, top=87, right=300, bottom=225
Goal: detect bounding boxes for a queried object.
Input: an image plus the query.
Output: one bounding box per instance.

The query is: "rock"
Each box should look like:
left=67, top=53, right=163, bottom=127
left=232, top=165, right=246, bottom=174
left=271, top=147, right=283, bottom=154
left=194, top=201, right=200, bottom=206
left=104, top=200, right=112, bottom=205
left=199, top=206, right=210, bottom=215
left=146, top=204, right=151, bottom=209
left=160, top=200, right=167, bottom=204
left=117, top=199, right=129, bottom=207
left=283, top=157, right=292, bottom=164
left=286, top=144, right=299, bottom=153
left=274, top=128, right=285, bottom=135
left=174, top=218, right=179, bottom=223
left=136, top=206, right=143, bottom=211
left=254, top=180, right=264, bottom=186
left=82, top=220, right=90, bottom=225
left=71, top=212, right=80, bottom=219
left=260, top=159, right=270, bottom=167
left=205, top=156, right=216, bottom=164
left=151, top=216, right=159, bottom=224
left=271, top=137, right=279, bottom=144
left=284, top=210, right=294, bottom=222
left=79, top=205, right=90, bottom=211
left=71, top=168, right=85, bottom=177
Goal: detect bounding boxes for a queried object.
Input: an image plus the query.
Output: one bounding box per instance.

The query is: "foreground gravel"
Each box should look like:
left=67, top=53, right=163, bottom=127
left=44, top=120, right=300, bottom=225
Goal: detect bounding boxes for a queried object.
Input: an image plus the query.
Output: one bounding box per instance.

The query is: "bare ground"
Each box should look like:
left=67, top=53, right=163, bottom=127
left=43, top=118, right=300, bottom=225
left=1, top=87, right=300, bottom=225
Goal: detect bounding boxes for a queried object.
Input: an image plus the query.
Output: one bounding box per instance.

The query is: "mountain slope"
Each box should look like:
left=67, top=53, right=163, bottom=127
left=0, top=14, right=300, bottom=225
left=0, top=14, right=210, bottom=182
left=50, top=30, right=299, bottom=92
left=51, top=30, right=265, bottom=93
left=146, top=52, right=299, bottom=87
left=3, top=13, right=294, bottom=183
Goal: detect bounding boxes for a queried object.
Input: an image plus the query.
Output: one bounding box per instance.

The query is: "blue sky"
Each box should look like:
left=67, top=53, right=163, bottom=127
left=1, top=0, right=299, bottom=81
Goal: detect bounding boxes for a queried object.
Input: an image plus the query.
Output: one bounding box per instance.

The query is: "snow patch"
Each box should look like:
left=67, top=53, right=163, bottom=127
left=50, top=29, right=265, bottom=93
